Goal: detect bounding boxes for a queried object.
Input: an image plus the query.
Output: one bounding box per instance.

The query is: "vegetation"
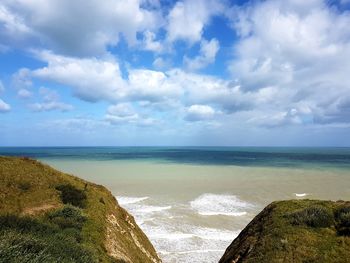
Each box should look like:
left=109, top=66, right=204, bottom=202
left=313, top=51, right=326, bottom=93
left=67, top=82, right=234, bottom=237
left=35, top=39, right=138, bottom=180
left=335, top=205, right=350, bottom=236
left=55, top=184, right=87, bottom=208
left=0, top=156, right=160, bottom=263
left=0, top=214, right=95, bottom=263
left=220, top=200, right=350, bottom=263
left=287, top=205, right=334, bottom=228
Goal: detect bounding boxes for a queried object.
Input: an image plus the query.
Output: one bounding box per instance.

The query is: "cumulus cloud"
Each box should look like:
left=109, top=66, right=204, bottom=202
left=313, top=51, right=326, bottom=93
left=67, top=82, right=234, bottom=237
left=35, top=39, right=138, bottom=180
left=227, top=0, right=350, bottom=126
left=185, top=104, right=217, bottom=121
left=29, top=87, right=73, bottom=112
left=7, top=0, right=350, bottom=130
left=105, top=103, right=157, bottom=126
left=0, top=0, right=162, bottom=56
left=31, top=51, right=127, bottom=102
left=0, top=80, right=10, bottom=113
left=184, top=38, right=220, bottom=70
left=142, top=30, right=163, bottom=52
left=152, top=57, right=171, bottom=69
left=0, top=99, right=10, bottom=112
left=166, top=0, right=224, bottom=43
left=17, top=88, right=32, bottom=98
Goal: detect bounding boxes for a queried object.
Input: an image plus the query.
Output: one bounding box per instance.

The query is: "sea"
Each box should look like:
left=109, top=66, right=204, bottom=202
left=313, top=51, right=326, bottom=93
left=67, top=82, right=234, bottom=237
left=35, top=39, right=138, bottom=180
left=1, top=147, right=350, bottom=263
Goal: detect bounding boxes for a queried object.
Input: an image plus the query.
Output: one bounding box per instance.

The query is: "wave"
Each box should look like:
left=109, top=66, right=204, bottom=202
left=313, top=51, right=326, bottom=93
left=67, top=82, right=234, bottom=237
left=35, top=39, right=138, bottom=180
left=198, top=211, right=247, bottom=216
left=146, top=225, right=238, bottom=242
left=136, top=205, right=172, bottom=213
left=190, top=193, right=253, bottom=217
left=150, top=233, right=194, bottom=240
left=117, top=196, right=149, bottom=205
left=159, top=249, right=225, bottom=255
left=294, top=193, right=309, bottom=197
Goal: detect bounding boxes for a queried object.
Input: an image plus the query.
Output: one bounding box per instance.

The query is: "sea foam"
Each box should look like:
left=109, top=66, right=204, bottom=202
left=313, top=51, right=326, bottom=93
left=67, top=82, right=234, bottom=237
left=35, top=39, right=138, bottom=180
left=190, top=193, right=253, bottom=217
left=294, top=193, right=309, bottom=197
left=117, top=196, right=149, bottom=205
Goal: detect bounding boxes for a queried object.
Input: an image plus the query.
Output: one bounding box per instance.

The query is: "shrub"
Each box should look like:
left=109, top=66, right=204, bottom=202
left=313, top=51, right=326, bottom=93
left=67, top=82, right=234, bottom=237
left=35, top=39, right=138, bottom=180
left=56, top=184, right=87, bottom=208
left=48, top=205, right=86, bottom=230
left=287, top=206, right=334, bottom=228
left=0, top=214, right=97, bottom=263
left=0, top=214, right=58, bottom=235
left=18, top=181, right=31, bottom=191
left=335, top=205, right=350, bottom=236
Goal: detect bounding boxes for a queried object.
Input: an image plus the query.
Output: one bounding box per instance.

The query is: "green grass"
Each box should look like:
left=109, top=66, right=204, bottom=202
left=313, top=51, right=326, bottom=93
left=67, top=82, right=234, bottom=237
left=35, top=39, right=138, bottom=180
left=0, top=156, right=160, bottom=263
left=0, top=214, right=96, bottom=263
left=287, top=205, right=334, bottom=228
left=220, top=200, right=350, bottom=263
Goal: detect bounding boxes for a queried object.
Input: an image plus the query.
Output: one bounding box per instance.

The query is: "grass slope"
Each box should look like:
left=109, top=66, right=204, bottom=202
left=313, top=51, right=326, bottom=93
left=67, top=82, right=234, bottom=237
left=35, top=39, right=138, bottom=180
left=0, top=156, right=161, bottom=263
left=219, top=199, right=350, bottom=263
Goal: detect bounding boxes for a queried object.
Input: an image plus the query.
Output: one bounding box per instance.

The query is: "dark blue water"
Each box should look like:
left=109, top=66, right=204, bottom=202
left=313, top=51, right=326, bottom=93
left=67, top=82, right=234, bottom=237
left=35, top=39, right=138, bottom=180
left=1, top=147, right=350, bottom=169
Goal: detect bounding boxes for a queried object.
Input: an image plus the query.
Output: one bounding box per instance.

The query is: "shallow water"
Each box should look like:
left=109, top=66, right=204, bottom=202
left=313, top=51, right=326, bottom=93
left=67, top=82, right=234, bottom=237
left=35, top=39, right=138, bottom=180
left=42, top=159, right=350, bottom=263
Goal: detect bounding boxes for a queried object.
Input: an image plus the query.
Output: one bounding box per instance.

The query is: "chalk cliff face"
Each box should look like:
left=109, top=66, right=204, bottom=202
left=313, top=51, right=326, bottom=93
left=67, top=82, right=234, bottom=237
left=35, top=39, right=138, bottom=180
left=219, top=200, right=350, bottom=263
left=0, top=156, right=161, bottom=263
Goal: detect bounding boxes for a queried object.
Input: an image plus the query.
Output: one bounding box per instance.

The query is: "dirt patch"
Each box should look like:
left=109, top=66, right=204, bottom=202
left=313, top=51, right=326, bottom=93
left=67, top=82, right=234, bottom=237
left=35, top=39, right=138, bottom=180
left=22, top=203, right=59, bottom=216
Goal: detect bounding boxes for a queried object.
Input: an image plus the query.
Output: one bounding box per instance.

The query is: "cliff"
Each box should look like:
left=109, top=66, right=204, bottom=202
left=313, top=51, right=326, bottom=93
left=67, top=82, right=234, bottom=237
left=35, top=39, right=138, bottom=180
left=0, top=156, right=161, bottom=263
left=219, top=199, right=350, bottom=263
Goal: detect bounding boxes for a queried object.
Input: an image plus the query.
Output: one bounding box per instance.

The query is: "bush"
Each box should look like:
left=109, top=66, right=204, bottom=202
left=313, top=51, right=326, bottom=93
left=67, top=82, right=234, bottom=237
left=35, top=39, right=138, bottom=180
left=287, top=206, right=334, bottom=228
left=56, top=184, right=87, bottom=208
left=335, top=205, right=350, bottom=236
left=18, top=181, right=31, bottom=191
left=0, top=214, right=58, bottom=235
left=0, top=214, right=97, bottom=263
left=48, top=205, right=86, bottom=230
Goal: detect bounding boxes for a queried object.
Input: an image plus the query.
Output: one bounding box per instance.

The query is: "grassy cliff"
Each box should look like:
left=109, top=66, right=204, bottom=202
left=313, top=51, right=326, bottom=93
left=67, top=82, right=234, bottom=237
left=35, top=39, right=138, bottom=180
left=0, top=156, right=161, bottom=263
left=219, top=199, right=350, bottom=263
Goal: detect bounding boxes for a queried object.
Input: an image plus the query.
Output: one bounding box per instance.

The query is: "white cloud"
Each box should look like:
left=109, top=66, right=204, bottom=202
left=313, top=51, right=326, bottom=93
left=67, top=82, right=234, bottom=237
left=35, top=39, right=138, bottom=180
left=227, top=0, right=350, bottom=126
left=105, top=102, right=157, bottom=126
left=0, top=0, right=162, bottom=56
left=29, top=101, right=73, bottom=112
left=17, top=88, right=32, bottom=98
left=0, top=80, right=11, bottom=113
left=29, top=87, right=73, bottom=112
left=31, top=51, right=127, bottom=102
left=127, top=69, right=183, bottom=101
left=185, top=104, right=216, bottom=121
left=12, top=68, right=32, bottom=90
left=152, top=57, right=170, bottom=69
left=166, top=0, right=224, bottom=43
left=184, top=38, right=220, bottom=70
left=142, top=30, right=163, bottom=52
left=0, top=98, right=10, bottom=112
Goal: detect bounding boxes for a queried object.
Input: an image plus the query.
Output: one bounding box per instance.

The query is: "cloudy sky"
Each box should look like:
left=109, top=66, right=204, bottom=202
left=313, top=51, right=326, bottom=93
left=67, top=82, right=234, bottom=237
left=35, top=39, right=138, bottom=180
left=0, top=0, right=350, bottom=146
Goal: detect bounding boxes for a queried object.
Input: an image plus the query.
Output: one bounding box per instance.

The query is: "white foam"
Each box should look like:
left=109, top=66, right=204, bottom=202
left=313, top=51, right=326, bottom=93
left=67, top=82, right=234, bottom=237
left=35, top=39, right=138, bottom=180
left=294, top=193, right=309, bottom=197
left=190, top=193, right=252, bottom=217
left=117, top=196, right=149, bottom=205
left=193, top=227, right=239, bottom=241
left=136, top=205, right=172, bottom=213
left=145, top=225, right=238, bottom=242
left=159, top=249, right=224, bottom=255
left=150, top=233, right=194, bottom=240
left=198, top=211, right=247, bottom=216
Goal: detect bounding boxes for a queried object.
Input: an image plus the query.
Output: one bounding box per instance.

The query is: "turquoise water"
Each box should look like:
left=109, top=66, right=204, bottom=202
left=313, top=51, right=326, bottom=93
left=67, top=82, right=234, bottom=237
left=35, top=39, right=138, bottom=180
left=1, top=146, right=350, bottom=169
left=1, top=147, right=350, bottom=262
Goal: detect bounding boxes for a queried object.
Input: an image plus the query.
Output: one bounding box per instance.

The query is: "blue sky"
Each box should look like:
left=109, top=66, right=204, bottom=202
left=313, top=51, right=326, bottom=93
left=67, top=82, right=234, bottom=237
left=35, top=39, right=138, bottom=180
left=0, top=0, right=350, bottom=146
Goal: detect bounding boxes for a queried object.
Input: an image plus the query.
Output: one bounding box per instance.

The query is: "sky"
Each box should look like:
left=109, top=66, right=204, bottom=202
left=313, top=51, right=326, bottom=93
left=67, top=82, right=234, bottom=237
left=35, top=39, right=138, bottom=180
left=0, top=0, right=350, bottom=146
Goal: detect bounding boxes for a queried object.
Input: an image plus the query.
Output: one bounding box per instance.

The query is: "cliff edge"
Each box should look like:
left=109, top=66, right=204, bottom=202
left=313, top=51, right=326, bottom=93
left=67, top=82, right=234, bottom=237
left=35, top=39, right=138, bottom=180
left=0, top=156, right=161, bottom=263
left=219, top=199, right=350, bottom=263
